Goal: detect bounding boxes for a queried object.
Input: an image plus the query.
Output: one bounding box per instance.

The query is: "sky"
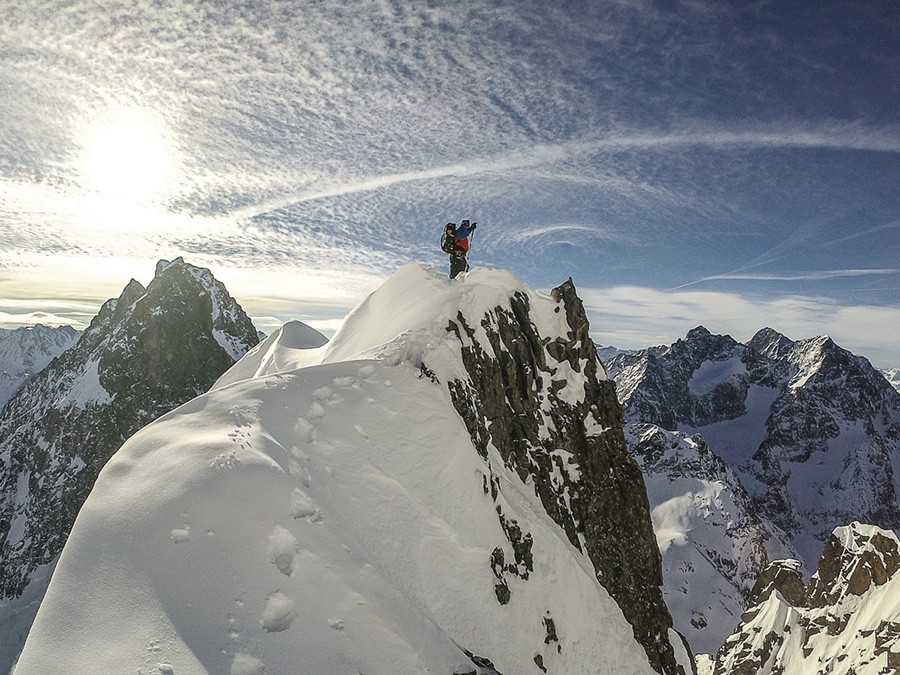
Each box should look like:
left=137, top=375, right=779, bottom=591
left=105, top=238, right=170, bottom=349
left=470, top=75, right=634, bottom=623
left=1, top=0, right=899, bottom=367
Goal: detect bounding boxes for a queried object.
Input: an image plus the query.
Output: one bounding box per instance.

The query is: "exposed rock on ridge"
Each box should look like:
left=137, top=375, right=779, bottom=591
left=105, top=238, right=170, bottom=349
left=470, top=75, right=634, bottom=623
left=439, top=278, right=688, bottom=675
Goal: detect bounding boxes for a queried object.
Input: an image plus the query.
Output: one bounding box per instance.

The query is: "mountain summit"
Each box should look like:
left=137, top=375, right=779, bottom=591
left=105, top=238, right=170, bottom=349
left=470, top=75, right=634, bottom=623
left=16, top=263, right=692, bottom=675
left=0, top=258, right=259, bottom=669
left=0, top=324, right=80, bottom=407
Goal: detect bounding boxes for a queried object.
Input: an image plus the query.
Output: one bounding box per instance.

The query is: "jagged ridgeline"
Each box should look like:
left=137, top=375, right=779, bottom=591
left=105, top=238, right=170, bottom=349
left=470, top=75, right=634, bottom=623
left=14, top=263, right=691, bottom=675
left=0, top=258, right=260, bottom=600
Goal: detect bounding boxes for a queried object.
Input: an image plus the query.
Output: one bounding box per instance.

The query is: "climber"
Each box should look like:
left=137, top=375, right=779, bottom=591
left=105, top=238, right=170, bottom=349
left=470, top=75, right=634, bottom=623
left=440, top=219, right=477, bottom=279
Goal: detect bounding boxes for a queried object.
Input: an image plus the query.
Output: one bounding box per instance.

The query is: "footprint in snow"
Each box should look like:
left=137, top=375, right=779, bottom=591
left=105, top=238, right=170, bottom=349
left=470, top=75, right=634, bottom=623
left=230, top=653, right=264, bottom=675
left=170, top=527, right=191, bottom=543
left=269, top=525, right=298, bottom=576
left=308, top=401, right=326, bottom=419
left=332, top=376, right=357, bottom=389
left=294, top=417, right=316, bottom=443
left=290, top=488, right=321, bottom=521
left=313, top=385, right=343, bottom=404
left=288, top=459, right=311, bottom=487
left=262, top=591, right=297, bottom=632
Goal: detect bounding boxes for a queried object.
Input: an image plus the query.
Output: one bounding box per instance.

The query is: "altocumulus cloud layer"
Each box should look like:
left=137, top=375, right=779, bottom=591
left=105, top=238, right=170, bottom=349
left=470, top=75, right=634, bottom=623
left=1, top=0, right=899, bottom=364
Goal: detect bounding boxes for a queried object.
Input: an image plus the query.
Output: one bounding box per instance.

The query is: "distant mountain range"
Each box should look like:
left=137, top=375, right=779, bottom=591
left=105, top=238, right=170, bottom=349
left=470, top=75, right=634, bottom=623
left=602, top=326, right=900, bottom=661
left=0, top=325, right=80, bottom=407
left=3, top=263, right=899, bottom=674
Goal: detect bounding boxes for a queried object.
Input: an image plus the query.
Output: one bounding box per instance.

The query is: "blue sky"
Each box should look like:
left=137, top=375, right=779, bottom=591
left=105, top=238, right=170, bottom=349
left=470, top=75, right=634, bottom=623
left=1, top=0, right=899, bottom=367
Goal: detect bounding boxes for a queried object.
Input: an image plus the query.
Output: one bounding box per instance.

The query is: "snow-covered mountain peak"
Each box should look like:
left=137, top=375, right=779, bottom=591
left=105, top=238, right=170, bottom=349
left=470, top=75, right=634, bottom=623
left=16, top=264, right=692, bottom=675
left=0, top=324, right=80, bottom=407
left=885, top=367, right=900, bottom=392
left=0, top=260, right=260, bottom=672
left=746, top=327, right=795, bottom=360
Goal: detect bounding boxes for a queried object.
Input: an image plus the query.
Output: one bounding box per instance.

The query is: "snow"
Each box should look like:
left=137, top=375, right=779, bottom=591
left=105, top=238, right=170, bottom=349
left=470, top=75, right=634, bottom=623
left=0, top=325, right=79, bottom=407
left=717, top=525, right=900, bottom=674
left=627, top=424, right=797, bottom=656
left=883, top=367, right=900, bottom=393
left=687, top=356, right=746, bottom=396
left=16, top=264, right=651, bottom=675
left=52, top=359, right=112, bottom=409
left=681, top=384, right=780, bottom=469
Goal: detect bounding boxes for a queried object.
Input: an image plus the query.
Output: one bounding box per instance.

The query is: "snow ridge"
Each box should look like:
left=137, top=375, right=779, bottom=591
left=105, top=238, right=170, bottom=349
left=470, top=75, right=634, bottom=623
left=16, top=264, right=688, bottom=675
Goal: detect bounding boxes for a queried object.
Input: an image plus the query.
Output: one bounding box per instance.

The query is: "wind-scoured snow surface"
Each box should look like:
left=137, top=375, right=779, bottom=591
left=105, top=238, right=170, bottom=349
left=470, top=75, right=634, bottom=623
left=16, top=264, right=652, bottom=675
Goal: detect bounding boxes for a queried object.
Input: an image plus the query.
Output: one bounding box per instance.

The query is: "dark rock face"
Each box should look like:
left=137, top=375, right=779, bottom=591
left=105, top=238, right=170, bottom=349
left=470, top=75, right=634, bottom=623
left=0, top=258, right=259, bottom=600
left=437, top=279, right=686, bottom=675
left=746, top=559, right=806, bottom=607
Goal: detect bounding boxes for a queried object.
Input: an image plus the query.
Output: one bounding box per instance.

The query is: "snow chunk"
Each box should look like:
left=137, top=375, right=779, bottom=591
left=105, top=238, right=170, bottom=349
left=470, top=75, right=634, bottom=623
left=262, top=590, right=297, bottom=632
left=230, top=652, right=265, bottom=675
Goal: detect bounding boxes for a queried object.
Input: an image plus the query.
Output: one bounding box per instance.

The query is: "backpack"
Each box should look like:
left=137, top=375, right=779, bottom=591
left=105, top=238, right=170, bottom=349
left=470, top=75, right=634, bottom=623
left=440, top=223, right=457, bottom=254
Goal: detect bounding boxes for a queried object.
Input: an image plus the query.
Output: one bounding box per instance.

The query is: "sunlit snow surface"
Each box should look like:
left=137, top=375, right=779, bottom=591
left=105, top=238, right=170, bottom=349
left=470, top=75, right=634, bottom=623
left=16, top=265, right=650, bottom=675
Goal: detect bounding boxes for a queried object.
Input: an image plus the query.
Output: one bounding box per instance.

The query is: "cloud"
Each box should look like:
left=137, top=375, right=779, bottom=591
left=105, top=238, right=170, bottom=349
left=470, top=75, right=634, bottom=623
left=581, top=285, right=900, bottom=369
left=670, top=268, right=900, bottom=289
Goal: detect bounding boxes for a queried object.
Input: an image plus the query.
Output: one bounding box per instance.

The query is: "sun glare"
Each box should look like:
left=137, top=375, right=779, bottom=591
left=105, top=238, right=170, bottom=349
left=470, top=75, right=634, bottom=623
left=78, top=108, right=179, bottom=204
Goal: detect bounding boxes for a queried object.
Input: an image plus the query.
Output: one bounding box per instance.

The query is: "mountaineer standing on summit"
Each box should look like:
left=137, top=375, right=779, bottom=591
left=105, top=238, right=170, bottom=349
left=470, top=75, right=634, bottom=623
left=440, top=219, right=477, bottom=279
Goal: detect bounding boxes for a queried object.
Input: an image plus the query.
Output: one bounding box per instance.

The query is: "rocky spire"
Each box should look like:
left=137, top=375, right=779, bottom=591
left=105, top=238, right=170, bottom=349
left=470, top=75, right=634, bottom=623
left=438, top=278, right=688, bottom=675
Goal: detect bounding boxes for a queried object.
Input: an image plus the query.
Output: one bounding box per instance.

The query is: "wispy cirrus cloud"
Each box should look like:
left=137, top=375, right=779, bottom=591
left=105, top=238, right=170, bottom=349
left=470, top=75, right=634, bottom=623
left=669, top=268, right=900, bottom=290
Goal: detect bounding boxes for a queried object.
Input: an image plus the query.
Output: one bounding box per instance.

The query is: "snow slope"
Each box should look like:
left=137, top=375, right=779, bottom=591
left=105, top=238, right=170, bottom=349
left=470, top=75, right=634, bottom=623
left=625, top=423, right=797, bottom=656
left=16, top=264, right=665, bottom=675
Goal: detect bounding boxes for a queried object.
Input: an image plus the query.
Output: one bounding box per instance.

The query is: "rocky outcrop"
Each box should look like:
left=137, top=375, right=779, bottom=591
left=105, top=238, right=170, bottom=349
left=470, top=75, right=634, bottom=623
left=0, top=257, right=259, bottom=600
left=714, top=523, right=900, bottom=675
left=438, top=279, right=688, bottom=675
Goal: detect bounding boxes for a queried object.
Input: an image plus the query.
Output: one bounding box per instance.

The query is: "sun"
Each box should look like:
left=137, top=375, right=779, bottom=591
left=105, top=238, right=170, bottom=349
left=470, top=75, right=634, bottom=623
left=77, top=108, right=179, bottom=204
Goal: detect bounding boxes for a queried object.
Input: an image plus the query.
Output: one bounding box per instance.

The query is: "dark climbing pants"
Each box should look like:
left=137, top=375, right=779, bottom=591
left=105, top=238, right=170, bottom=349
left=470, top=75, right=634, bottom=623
left=449, top=254, right=468, bottom=279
